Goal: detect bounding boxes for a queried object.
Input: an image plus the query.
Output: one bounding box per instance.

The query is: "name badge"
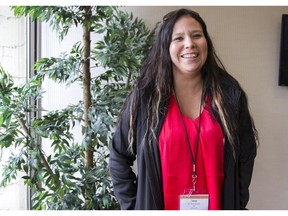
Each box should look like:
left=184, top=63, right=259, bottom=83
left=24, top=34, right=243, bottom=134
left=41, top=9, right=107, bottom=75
left=179, top=194, right=209, bottom=210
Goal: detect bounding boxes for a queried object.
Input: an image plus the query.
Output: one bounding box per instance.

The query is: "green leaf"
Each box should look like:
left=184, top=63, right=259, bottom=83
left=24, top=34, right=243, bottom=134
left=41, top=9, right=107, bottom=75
left=0, top=134, right=13, bottom=148
left=22, top=176, right=31, bottom=180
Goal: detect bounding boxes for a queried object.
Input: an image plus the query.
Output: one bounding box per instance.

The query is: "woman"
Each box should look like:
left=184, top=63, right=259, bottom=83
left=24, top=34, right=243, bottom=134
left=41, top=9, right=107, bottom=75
left=109, top=8, right=258, bottom=210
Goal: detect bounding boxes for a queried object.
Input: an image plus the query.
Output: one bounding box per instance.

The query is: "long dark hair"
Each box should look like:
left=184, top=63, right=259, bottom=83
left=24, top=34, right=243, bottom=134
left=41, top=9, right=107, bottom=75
left=121, top=8, right=258, bottom=157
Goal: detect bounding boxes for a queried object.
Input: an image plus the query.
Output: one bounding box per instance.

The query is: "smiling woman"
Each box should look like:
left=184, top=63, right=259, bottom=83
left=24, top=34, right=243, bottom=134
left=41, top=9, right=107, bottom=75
left=109, top=8, right=258, bottom=210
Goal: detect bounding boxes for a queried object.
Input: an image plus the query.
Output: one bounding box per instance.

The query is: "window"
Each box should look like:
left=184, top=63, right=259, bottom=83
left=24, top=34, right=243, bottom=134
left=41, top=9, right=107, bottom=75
left=0, top=6, right=28, bottom=210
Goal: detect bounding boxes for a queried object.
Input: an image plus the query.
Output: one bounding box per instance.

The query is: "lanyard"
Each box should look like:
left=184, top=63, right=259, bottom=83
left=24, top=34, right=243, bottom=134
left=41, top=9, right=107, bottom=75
left=173, top=89, right=203, bottom=192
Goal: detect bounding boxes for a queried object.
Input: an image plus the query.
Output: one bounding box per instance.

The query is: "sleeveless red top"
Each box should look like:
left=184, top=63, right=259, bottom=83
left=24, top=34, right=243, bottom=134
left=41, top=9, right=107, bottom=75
left=159, top=95, right=224, bottom=210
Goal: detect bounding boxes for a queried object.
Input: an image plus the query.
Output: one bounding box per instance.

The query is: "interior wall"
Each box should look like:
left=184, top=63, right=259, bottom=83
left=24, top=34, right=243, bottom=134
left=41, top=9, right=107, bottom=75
left=124, top=6, right=288, bottom=210
left=42, top=6, right=288, bottom=210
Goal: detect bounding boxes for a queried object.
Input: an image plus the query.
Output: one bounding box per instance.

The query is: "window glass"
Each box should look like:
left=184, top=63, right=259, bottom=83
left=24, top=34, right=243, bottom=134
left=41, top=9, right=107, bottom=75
left=0, top=6, right=28, bottom=210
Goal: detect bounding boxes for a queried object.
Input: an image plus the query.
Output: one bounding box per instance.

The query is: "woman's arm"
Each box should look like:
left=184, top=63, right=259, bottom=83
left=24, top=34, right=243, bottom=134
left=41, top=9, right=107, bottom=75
left=109, top=98, right=137, bottom=210
left=238, top=92, right=257, bottom=209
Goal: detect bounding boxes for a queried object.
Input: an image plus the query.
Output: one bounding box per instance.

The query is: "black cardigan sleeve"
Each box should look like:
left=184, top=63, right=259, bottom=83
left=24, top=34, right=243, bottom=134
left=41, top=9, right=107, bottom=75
left=238, top=92, right=257, bottom=209
left=109, top=97, right=137, bottom=210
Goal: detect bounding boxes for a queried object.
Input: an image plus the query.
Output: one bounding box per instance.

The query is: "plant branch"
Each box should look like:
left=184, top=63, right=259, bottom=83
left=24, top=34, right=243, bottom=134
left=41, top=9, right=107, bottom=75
left=126, top=69, right=131, bottom=88
left=17, top=116, right=57, bottom=183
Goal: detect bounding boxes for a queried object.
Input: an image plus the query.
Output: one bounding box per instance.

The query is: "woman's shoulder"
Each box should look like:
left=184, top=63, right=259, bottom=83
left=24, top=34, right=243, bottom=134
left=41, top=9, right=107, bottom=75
left=221, top=76, right=242, bottom=98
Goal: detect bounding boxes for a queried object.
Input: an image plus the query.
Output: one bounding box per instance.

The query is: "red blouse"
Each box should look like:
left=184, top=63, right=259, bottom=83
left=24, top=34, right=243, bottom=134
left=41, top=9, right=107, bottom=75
left=159, top=94, right=224, bottom=210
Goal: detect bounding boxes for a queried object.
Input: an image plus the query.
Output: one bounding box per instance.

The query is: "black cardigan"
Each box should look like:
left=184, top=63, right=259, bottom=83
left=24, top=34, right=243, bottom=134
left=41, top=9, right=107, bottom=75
left=109, top=84, right=257, bottom=210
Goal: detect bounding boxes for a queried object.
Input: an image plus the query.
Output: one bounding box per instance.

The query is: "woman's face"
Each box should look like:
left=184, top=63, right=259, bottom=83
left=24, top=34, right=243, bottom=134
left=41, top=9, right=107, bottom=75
left=169, top=15, right=208, bottom=78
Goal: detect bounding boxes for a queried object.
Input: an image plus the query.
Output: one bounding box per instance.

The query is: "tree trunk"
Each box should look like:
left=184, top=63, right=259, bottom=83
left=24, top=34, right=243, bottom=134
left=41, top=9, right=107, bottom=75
left=83, top=6, right=94, bottom=209
left=83, top=6, right=93, bottom=169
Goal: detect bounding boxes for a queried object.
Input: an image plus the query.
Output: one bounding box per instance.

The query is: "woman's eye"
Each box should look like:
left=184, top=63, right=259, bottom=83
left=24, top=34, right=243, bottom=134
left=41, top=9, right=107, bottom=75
left=173, top=37, right=183, bottom=41
left=193, top=34, right=202, bottom=39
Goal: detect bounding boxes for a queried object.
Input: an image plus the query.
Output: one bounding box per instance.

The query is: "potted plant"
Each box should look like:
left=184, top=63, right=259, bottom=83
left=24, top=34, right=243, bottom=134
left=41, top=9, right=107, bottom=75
left=0, top=6, right=156, bottom=210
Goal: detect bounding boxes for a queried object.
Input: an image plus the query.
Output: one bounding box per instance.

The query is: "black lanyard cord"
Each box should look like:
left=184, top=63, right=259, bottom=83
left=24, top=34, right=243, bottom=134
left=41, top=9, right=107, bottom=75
left=173, top=88, right=204, bottom=190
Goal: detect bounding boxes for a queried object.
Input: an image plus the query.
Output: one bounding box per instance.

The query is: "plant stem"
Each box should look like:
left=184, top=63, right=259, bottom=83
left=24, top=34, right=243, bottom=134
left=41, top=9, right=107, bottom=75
left=83, top=6, right=94, bottom=209
left=126, top=69, right=131, bottom=88
left=83, top=6, right=93, bottom=169
left=17, top=116, right=58, bottom=185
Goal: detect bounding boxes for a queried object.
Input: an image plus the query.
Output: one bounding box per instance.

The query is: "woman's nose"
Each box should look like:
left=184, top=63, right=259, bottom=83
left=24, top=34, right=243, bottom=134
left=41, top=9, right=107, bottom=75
left=185, top=38, right=196, bottom=49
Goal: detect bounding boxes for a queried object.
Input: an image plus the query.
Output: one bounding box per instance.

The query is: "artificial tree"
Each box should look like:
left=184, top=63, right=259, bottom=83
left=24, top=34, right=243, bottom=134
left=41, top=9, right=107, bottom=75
left=0, top=6, right=156, bottom=209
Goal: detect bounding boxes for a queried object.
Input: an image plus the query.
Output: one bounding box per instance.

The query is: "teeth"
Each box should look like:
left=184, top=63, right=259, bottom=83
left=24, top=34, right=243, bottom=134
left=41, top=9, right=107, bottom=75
left=182, top=53, right=199, bottom=58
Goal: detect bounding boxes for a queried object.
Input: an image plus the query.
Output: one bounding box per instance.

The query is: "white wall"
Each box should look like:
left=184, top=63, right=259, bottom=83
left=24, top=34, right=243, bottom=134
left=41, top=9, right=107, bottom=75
left=124, top=6, right=288, bottom=210
left=42, top=6, right=288, bottom=210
